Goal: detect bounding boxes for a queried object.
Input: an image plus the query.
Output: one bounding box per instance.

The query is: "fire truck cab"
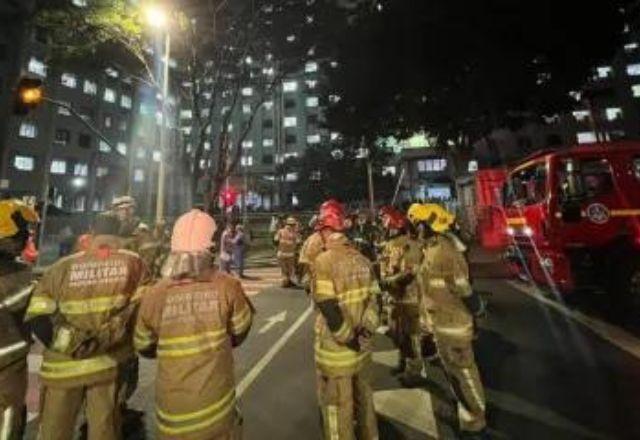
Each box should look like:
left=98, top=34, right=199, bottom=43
left=503, top=141, right=640, bottom=305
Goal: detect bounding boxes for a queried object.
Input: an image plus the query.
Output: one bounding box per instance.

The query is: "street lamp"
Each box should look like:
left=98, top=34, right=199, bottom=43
left=145, top=4, right=171, bottom=224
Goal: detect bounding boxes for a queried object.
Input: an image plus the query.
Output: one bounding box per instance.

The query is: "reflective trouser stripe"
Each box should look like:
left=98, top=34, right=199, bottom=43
left=0, top=407, right=14, bottom=440
left=40, top=356, right=117, bottom=380
left=315, top=345, right=370, bottom=369
left=156, top=388, right=236, bottom=435
left=2, top=284, right=34, bottom=309
left=0, top=341, right=28, bottom=359
left=326, top=405, right=339, bottom=440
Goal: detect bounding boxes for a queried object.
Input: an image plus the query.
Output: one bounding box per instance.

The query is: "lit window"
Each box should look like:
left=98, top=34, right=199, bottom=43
left=627, top=64, right=640, bottom=76
left=329, top=94, right=341, bottom=104
left=136, top=149, right=146, bottom=159
left=241, top=156, right=254, bottom=167
left=104, top=88, right=116, bottom=103
left=221, top=106, right=230, bottom=115
left=305, top=80, right=318, bottom=89
left=310, top=171, right=322, bottom=181
left=61, top=73, right=77, bottom=88
left=83, top=80, right=97, bottom=95
left=99, top=140, right=111, bottom=153
left=262, top=67, right=275, bottom=76
left=204, top=142, right=211, bottom=151
left=305, top=61, right=318, bottom=73
left=330, top=132, right=340, bottom=142
left=577, top=132, right=597, bottom=144
left=285, top=172, right=298, bottom=182
left=242, top=140, right=254, bottom=149
left=153, top=151, right=162, bottom=162
left=72, top=0, right=88, bottom=6
left=242, top=87, right=253, bottom=97
left=58, top=102, right=71, bottom=116
left=96, top=166, right=109, bottom=177
left=417, top=159, right=447, bottom=172
left=243, top=104, right=252, bottom=114
left=596, top=66, right=612, bottom=78
left=306, top=97, right=319, bottom=108
left=50, top=160, right=67, bottom=174
left=117, top=142, right=127, bottom=155
left=180, top=110, right=193, bottom=119
left=134, top=169, right=145, bottom=182
left=572, top=110, right=590, bottom=122
left=120, top=95, right=132, bottom=109
left=14, top=155, right=34, bottom=171
left=105, top=67, right=119, bottom=78
left=307, top=134, right=321, bottom=144
left=632, top=85, right=640, bottom=97
left=263, top=138, right=274, bottom=147
left=18, top=122, right=37, bottom=138
left=283, top=81, right=298, bottom=92
left=264, top=101, right=274, bottom=111
left=283, top=117, right=297, bottom=128
left=285, top=152, right=299, bottom=159
left=606, top=107, right=623, bottom=121
left=74, top=163, right=88, bottom=176
left=28, top=57, right=47, bottom=76
left=625, top=42, right=639, bottom=53
left=382, top=166, right=396, bottom=176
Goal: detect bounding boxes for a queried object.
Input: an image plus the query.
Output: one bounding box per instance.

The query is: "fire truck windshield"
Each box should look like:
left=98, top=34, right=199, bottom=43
left=503, top=163, right=547, bottom=207
left=558, top=158, right=613, bottom=201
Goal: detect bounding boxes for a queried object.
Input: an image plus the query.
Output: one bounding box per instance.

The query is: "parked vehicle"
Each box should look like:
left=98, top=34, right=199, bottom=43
left=502, top=141, right=640, bottom=306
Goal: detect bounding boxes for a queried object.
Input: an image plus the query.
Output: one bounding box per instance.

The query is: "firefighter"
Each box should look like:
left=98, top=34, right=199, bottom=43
left=313, top=201, right=380, bottom=440
left=274, top=216, right=301, bottom=287
left=135, top=209, right=254, bottom=440
left=298, top=201, right=343, bottom=293
left=0, top=200, right=38, bottom=440
left=378, top=207, right=423, bottom=385
left=350, top=210, right=377, bottom=262
left=26, top=213, right=148, bottom=440
left=111, top=196, right=141, bottom=239
left=412, top=204, right=488, bottom=438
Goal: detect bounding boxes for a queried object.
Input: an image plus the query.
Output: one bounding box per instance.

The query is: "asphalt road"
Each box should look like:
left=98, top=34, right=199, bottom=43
left=24, top=264, right=640, bottom=439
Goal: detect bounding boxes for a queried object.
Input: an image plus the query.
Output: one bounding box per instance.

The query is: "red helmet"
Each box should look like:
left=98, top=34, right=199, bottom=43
left=378, top=205, right=395, bottom=218
left=316, top=202, right=346, bottom=231
left=383, top=207, right=407, bottom=230
left=320, top=199, right=344, bottom=214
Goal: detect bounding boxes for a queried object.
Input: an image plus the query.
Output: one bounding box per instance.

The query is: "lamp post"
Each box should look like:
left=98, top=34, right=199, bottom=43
left=146, top=5, right=171, bottom=224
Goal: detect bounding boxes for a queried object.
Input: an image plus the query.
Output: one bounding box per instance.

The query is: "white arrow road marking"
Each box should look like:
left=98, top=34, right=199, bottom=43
left=507, top=280, right=640, bottom=360
left=237, top=304, right=313, bottom=397
left=374, top=388, right=438, bottom=438
left=258, top=310, right=288, bottom=334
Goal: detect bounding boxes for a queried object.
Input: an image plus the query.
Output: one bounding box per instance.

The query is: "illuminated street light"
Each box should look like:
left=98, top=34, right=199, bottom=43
left=145, top=5, right=168, bottom=29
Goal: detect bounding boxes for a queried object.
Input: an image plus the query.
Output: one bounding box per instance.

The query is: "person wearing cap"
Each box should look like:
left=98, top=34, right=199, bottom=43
left=26, top=213, right=148, bottom=440
left=409, top=203, right=488, bottom=438
left=135, top=209, right=254, bottom=439
left=378, top=207, right=424, bottom=386
left=313, top=201, right=380, bottom=440
left=110, top=196, right=140, bottom=238
left=0, top=199, right=38, bottom=440
left=274, top=216, right=300, bottom=288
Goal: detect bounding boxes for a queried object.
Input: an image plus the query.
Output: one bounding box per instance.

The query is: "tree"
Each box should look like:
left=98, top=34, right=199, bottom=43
left=36, top=0, right=345, bottom=212
left=326, top=0, right=632, bottom=154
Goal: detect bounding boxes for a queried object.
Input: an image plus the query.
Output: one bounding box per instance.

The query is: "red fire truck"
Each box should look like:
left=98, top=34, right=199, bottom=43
left=502, top=141, right=640, bottom=305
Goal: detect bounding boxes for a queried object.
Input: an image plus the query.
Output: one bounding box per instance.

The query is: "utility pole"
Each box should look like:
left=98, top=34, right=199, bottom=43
left=362, top=136, right=375, bottom=218
left=155, top=31, right=171, bottom=224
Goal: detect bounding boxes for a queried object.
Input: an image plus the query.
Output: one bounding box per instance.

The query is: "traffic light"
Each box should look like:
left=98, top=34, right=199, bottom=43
left=221, top=187, right=238, bottom=207
left=14, top=77, right=44, bottom=115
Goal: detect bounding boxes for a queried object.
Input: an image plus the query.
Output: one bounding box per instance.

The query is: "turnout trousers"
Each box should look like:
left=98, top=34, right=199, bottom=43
left=278, top=257, right=296, bottom=287
left=432, top=332, right=486, bottom=432
left=316, top=371, right=378, bottom=440
left=0, top=362, right=27, bottom=440
left=391, top=303, right=422, bottom=377
left=38, top=380, right=121, bottom=440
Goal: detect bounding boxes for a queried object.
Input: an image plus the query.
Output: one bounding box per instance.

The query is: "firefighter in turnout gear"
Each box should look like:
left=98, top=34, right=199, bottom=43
left=0, top=200, right=38, bottom=440
left=135, top=209, right=254, bottom=439
left=299, top=201, right=344, bottom=294
left=412, top=204, right=488, bottom=437
left=378, top=207, right=423, bottom=385
left=313, top=201, right=380, bottom=440
left=26, top=214, right=148, bottom=440
left=274, top=216, right=301, bottom=287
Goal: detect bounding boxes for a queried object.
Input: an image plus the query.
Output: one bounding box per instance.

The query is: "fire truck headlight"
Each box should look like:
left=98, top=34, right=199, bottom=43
left=506, top=226, right=515, bottom=236
left=523, top=226, right=534, bottom=237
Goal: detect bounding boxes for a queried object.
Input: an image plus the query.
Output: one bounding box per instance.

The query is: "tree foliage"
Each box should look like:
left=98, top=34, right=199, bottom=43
left=327, top=0, right=632, bottom=148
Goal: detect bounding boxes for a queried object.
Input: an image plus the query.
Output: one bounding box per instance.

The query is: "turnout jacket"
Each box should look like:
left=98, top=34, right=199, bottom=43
left=418, top=234, right=474, bottom=339
left=313, top=233, right=380, bottom=377
left=134, top=269, right=254, bottom=439
left=26, top=235, right=147, bottom=388
left=274, top=226, right=299, bottom=259
left=379, top=234, right=423, bottom=305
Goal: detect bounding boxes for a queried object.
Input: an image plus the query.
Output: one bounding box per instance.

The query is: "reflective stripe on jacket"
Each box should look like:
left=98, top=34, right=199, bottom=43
left=25, top=235, right=147, bottom=388
left=0, top=262, right=33, bottom=371
left=313, top=233, right=380, bottom=377
left=134, top=269, right=254, bottom=439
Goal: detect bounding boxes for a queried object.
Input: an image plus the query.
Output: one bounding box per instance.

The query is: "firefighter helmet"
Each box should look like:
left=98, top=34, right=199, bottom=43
left=383, top=207, right=407, bottom=230
left=171, top=209, right=217, bottom=253
left=316, top=202, right=346, bottom=231
left=111, top=195, right=136, bottom=210
left=407, top=203, right=455, bottom=233
left=286, top=216, right=298, bottom=226
left=0, top=199, right=39, bottom=240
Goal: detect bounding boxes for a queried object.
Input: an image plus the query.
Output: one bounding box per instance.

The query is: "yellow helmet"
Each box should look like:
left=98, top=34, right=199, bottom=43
left=0, top=199, right=39, bottom=239
left=407, top=203, right=455, bottom=233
